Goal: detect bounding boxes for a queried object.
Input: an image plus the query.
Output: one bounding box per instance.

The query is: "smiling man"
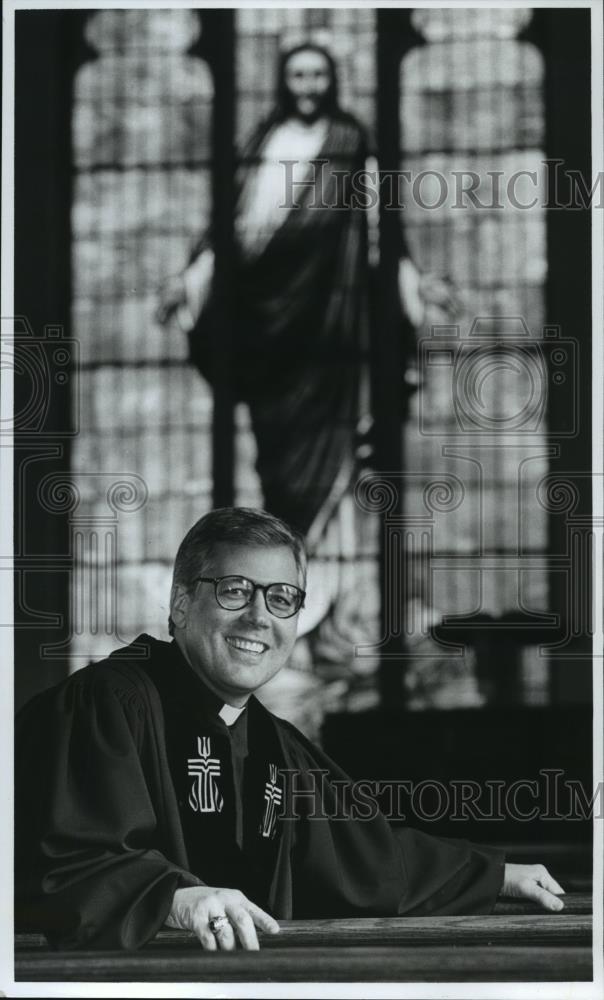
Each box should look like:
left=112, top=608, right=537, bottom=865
left=170, top=543, right=301, bottom=706
left=15, top=508, right=564, bottom=951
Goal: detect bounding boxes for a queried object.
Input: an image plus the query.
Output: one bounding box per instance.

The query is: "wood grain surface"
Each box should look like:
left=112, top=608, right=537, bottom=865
left=15, top=893, right=593, bottom=983
left=15, top=944, right=592, bottom=983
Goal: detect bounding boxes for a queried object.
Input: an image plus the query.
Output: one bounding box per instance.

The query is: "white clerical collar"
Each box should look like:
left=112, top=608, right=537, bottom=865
left=219, top=703, right=246, bottom=727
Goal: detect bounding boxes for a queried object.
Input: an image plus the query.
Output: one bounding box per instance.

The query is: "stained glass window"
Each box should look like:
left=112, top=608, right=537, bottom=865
left=232, top=8, right=381, bottom=734
left=67, top=6, right=552, bottom=716
left=71, top=9, right=213, bottom=663
left=401, top=8, right=550, bottom=705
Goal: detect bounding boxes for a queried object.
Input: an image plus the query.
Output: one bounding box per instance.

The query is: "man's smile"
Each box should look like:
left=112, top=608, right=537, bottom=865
left=225, top=635, right=269, bottom=655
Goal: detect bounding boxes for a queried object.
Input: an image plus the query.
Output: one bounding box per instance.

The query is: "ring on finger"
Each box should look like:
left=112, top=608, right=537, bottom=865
left=209, top=915, right=231, bottom=935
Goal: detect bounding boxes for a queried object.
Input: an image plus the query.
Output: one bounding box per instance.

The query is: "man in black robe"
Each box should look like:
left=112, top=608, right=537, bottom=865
left=15, top=507, right=564, bottom=951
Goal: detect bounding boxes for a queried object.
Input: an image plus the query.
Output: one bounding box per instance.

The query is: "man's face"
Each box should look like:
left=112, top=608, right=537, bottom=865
left=283, top=49, right=332, bottom=122
left=172, top=543, right=301, bottom=706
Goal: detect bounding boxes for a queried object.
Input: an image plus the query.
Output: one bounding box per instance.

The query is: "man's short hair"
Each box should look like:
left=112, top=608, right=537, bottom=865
left=169, top=507, right=307, bottom=635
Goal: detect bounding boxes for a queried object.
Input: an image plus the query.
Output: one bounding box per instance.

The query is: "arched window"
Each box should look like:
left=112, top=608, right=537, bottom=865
left=70, top=9, right=214, bottom=661
left=400, top=8, right=551, bottom=706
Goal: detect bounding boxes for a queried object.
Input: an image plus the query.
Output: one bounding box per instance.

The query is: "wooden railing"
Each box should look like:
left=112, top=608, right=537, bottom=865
left=15, top=893, right=592, bottom=983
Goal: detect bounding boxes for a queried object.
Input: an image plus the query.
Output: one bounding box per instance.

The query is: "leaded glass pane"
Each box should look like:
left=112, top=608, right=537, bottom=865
left=70, top=9, right=213, bottom=664
left=402, top=9, right=550, bottom=705
left=233, top=9, right=379, bottom=732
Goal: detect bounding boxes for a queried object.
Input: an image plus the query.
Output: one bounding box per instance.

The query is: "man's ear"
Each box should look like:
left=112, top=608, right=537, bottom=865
left=170, top=583, right=190, bottom=631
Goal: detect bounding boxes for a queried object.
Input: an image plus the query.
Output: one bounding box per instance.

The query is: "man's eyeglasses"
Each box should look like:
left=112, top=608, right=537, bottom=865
left=195, top=575, right=305, bottom=619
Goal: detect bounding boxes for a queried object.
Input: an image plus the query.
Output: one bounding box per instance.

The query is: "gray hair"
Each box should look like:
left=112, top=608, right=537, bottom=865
left=169, top=507, right=307, bottom=635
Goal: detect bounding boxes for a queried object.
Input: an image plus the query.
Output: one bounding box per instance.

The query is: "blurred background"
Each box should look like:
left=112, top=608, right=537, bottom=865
left=13, top=5, right=592, bottom=869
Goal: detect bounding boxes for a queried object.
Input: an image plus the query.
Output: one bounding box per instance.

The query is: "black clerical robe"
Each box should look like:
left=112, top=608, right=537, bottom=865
left=15, top=635, right=505, bottom=950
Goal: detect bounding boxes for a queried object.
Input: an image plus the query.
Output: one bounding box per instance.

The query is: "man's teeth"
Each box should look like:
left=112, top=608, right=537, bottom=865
left=226, top=637, right=267, bottom=654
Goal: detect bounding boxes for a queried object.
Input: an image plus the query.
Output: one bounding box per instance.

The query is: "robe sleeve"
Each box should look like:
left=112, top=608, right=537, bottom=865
left=394, top=827, right=505, bottom=915
left=277, top=722, right=505, bottom=918
left=15, top=667, right=202, bottom=950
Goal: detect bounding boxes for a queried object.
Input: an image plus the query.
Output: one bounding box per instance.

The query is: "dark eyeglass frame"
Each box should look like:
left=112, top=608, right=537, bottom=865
left=195, top=575, right=306, bottom=619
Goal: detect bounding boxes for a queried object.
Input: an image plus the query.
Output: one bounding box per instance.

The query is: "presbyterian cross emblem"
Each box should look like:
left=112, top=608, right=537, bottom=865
left=260, top=763, right=282, bottom=839
left=187, top=736, right=224, bottom=813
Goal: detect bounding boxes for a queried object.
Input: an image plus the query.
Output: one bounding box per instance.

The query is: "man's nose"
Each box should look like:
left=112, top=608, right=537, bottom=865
left=241, top=589, right=270, bottom=626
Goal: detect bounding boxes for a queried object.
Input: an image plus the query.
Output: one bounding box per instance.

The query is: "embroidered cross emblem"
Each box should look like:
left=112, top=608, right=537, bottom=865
left=187, top=736, right=224, bottom=813
left=260, top=763, right=282, bottom=838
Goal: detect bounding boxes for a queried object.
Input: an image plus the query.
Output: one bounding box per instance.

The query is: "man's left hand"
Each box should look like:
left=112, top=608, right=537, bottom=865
left=502, top=863, right=565, bottom=911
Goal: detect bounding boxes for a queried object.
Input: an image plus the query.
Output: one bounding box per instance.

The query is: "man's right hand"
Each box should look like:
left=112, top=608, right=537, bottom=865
left=166, top=886, right=280, bottom=950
